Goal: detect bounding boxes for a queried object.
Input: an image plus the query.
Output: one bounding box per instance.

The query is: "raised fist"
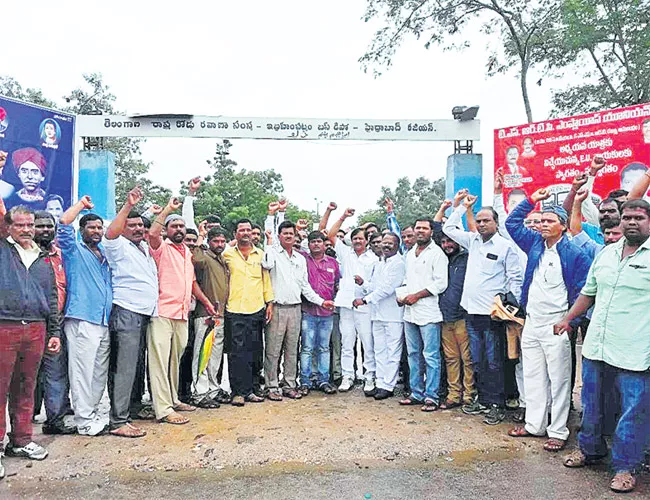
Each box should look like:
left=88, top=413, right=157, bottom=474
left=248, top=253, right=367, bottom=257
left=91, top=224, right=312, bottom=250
left=530, top=188, right=551, bottom=203
left=188, top=177, right=201, bottom=195
left=80, top=195, right=94, bottom=210
left=168, top=197, right=182, bottom=211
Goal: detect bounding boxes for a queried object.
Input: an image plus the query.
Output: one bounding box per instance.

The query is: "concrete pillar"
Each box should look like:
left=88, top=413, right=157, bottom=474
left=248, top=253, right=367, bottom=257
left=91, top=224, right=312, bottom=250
left=445, top=154, right=483, bottom=216
left=78, top=150, right=116, bottom=220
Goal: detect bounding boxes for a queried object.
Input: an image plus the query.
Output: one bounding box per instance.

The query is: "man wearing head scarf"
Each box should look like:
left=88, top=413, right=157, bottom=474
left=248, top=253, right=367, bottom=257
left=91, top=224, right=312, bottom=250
left=8, top=148, right=48, bottom=209
left=504, top=188, right=592, bottom=453
left=147, top=198, right=217, bottom=425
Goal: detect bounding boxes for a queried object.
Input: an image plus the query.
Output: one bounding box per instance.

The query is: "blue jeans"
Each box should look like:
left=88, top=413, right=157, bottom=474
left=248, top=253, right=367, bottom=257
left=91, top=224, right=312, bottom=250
left=300, top=314, right=334, bottom=387
left=579, top=358, right=650, bottom=472
left=42, top=333, right=72, bottom=425
left=404, top=321, right=441, bottom=403
left=466, top=315, right=505, bottom=407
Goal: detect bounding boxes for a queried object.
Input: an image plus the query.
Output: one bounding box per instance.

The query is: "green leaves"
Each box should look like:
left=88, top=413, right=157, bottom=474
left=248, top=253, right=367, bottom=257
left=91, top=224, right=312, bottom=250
left=358, top=176, right=445, bottom=228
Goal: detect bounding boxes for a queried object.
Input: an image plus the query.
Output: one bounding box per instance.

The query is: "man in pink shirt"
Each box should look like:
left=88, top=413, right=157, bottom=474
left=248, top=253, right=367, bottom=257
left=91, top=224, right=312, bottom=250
left=148, top=197, right=217, bottom=425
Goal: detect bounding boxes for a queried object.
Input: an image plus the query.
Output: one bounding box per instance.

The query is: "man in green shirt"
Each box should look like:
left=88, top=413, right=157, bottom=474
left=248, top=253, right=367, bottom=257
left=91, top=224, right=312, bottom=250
left=554, top=199, right=650, bottom=494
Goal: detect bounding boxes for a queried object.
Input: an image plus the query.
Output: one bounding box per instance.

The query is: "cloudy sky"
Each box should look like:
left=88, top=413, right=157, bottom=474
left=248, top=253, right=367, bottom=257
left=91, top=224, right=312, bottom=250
left=4, top=0, right=554, bottom=215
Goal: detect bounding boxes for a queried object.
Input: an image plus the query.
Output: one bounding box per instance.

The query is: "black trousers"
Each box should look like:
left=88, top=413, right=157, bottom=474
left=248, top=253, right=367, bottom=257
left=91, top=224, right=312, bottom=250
left=225, top=309, right=265, bottom=397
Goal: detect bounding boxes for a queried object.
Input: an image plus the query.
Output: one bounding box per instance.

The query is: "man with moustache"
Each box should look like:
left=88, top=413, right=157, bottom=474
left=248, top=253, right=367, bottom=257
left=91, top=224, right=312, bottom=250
left=354, top=232, right=406, bottom=399
left=0, top=205, right=61, bottom=473
left=223, top=219, right=274, bottom=406
left=506, top=188, right=591, bottom=453
left=299, top=231, right=341, bottom=395
left=103, top=186, right=159, bottom=437
left=148, top=198, right=217, bottom=425
left=191, top=225, right=231, bottom=407
left=558, top=199, right=650, bottom=494
left=398, top=218, right=448, bottom=411
left=328, top=209, right=379, bottom=394
left=263, top=220, right=334, bottom=400
left=32, top=211, right=74, bottom=435
left=444, top=195, right=523, bottom=425
left=58, top=196, right=113, bottom=436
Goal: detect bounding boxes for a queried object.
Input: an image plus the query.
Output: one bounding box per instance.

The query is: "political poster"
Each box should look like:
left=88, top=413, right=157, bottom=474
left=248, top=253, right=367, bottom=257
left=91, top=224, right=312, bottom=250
left=0, top=96, right=75, bottom=220
left=494, top=102, right=650, bottom=211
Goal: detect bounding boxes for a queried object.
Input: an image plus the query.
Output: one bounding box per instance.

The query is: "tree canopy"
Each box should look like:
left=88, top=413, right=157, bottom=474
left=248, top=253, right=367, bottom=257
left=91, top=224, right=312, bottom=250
left=358, top=176, right=445, bottom=228
left=361, top=0, right=649, bottom=121
left=179, top=140, right=314, bottom=230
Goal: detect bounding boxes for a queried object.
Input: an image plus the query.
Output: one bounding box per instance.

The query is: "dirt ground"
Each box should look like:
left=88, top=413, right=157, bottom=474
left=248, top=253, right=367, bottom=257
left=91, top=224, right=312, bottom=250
left=1, top=384, right=647, bottom=499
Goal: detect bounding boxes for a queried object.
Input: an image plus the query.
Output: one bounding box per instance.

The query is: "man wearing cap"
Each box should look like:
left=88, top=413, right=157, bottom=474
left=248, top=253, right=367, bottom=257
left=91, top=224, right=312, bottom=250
left=7, top=148, right=48, bottom=209
left=148, top=198, right=217, bottom=425
left=505, top=188, right=591, bottom=452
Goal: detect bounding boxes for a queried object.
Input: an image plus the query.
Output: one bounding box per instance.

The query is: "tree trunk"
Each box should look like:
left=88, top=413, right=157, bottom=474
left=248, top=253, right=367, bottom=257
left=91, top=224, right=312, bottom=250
left=520, top=59, right=533, bottom=123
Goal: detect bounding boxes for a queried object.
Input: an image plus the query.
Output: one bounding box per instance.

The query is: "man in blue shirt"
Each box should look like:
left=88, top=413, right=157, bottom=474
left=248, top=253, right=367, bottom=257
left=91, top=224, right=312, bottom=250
left=58, top=196, right=112, bottom=436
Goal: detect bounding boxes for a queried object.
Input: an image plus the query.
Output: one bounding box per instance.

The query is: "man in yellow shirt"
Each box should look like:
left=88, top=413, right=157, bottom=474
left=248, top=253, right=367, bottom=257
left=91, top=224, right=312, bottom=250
left=223, top=219, right=274, bottom=406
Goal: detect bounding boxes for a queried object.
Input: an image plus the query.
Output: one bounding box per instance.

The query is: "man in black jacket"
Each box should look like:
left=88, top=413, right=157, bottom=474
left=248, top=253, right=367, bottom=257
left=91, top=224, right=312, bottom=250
left=0, top=205, right=61, bottom=479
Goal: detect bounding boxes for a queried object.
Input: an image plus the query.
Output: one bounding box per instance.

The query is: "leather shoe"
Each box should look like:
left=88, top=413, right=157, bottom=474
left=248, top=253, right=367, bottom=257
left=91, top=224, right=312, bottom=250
left=373, top=389, right=394, bottom=400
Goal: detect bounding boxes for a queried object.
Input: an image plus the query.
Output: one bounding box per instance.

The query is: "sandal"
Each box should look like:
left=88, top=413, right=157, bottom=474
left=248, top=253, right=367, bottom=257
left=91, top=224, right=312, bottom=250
left=160, top=412, right=189, bottom=425
left=399, top=397, right=424, bottom=406
left=610, top=472, right=636, bottom=493
left=110, top=422, right=147, bottom=438
left=421, top=398, right=439, bottom=412
left=267, top=392, right=283, bottom=402
left=562, top=450, right=605, bottom=468
left=440, top=400, right=461, bottom=410
left=245, top=393, right=265, bottom=403
left=283, top=389, right=302, bottom=400
left=173, top=402, right=197, bottom=412
left=231, top=395, right=245, bottom=407
left=132, top=406, right=156, bottom=420
left=194, top=396, right=220, bottom=409
left=544, top=438, right=567, bottom=452
left=508, top=426, right=535, bottom=438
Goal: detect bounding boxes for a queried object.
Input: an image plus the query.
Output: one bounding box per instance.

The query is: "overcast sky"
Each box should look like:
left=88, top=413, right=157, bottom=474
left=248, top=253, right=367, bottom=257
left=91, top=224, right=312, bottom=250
left=4, top=0, right=554, bottom=216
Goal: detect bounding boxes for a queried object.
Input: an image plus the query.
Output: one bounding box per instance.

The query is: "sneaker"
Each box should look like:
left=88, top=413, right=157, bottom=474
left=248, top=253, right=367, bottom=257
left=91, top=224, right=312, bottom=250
left=363, top=378, right=376, bottom=397
left=5, top=442, right=48, bottom=461
left=0, top=453, right=4, bottom=480
left=319, top=382, right=337, bottom=395
left=483, top=404, right=506, bottom=425
left=338, top=377, right=354, bottom=392
left=462, top=398, right=489, bottom=415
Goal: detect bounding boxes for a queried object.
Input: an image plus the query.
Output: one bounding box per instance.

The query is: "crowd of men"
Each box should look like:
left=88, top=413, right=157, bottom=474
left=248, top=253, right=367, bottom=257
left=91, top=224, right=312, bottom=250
left=0, top=157, right=649, bottom=494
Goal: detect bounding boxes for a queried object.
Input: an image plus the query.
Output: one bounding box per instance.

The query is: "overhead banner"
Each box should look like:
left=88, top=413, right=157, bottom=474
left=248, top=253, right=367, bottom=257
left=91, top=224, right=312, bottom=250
left=0, top=96, right=75, bottom=217
left=494, top=102, right=650, bottom=210
left=77, top=114, right=480, bottom=141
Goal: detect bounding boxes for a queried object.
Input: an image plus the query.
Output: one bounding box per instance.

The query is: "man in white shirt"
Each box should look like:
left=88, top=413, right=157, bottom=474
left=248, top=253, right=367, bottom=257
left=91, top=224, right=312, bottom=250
left=328, top=208, right=379, bottom=394
left=353, top=232, right=406, bottom=400
left=444, top=195, right=523, bottom=425
left=397, top=218, right=448, bottom=411
left=262, top=219, right=334, bottom=401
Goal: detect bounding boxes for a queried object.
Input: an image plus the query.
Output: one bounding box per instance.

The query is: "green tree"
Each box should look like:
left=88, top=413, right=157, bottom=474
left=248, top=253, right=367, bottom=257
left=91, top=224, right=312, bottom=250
left=360, top=0, right=560, bottom=123
left=0, top=73, right=170, bottom=207
left=358, top=176, right=446, bottom=228
left=547, top=0, right=650, bottom=115
left=179, top=140, right=314, bottom=231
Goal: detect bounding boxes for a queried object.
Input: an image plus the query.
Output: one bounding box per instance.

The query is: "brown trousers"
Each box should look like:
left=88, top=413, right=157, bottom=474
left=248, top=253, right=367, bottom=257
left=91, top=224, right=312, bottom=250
left=441, top=319, right=475, bottom=404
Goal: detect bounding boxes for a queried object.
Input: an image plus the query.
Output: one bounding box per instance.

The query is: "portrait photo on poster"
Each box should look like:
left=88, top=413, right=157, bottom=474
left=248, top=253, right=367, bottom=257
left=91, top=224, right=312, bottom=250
left=0, top=96, right=75, bottom=212
left=494, top=102, right=650, bottom=209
